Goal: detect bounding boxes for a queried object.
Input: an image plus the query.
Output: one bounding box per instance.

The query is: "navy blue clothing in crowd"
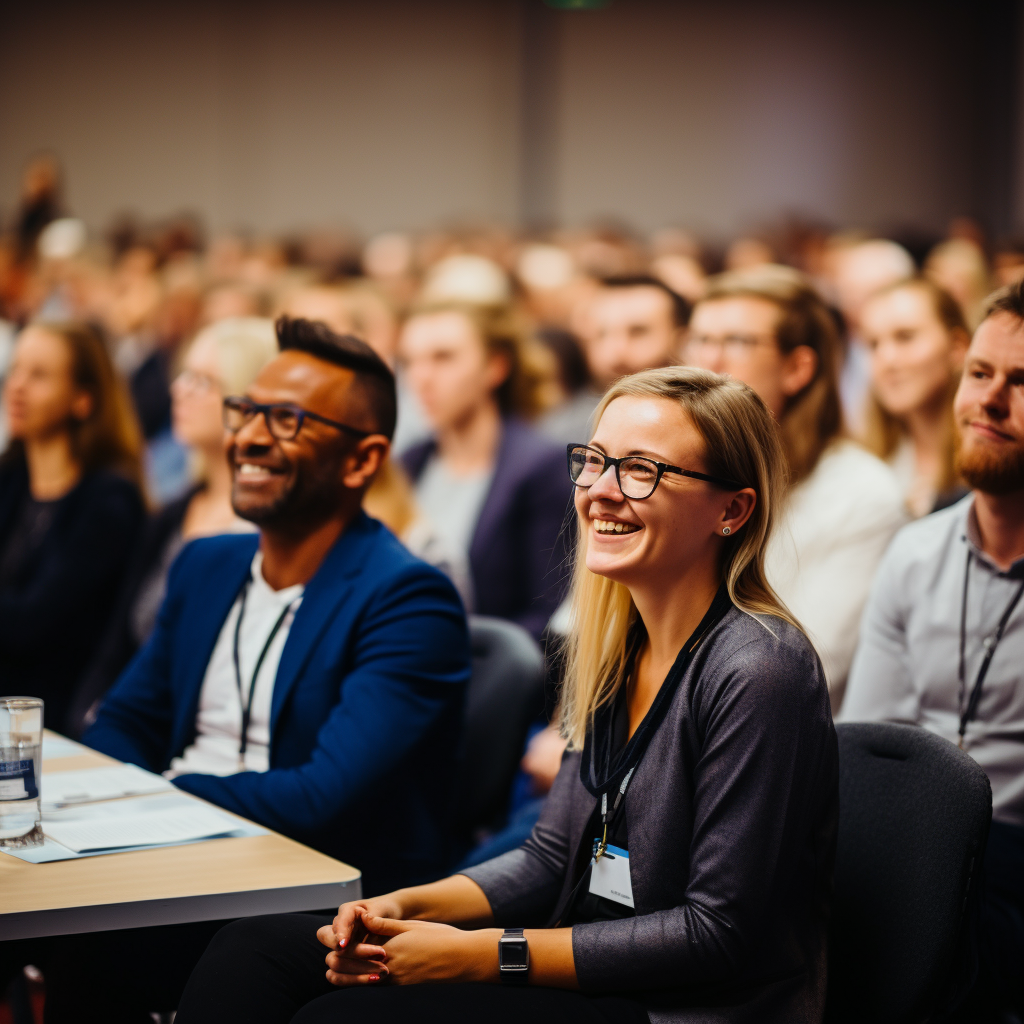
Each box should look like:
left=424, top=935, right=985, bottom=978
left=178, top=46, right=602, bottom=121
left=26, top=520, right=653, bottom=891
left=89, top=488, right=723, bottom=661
left=403, top=418, right=571, bottom=640
left=84, top=512, right=471, bottom=894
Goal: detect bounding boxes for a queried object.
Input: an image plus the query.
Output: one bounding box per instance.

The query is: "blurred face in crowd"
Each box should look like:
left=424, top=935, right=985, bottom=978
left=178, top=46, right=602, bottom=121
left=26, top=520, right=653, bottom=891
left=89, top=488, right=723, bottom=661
left=576, top=395, right=751, bottom=591
left=3, top=326, right=91, bottom=443
left=399, top=310, right=507, bottom=433
left=171, top=333, right=226, bottom=450
left=954, top=313, right=1024, bottom=496
left=862, top=285, right=967, bottom=421
left=227, top=352, right=380, bottom=528
left=686, top=297, right=816, bottom=419
left=586, top=286, right=681, bottom=389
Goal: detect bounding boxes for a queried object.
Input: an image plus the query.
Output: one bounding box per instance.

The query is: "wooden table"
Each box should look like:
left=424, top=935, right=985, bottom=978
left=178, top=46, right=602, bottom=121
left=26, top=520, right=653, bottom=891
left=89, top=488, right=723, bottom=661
left=0, top=734, right=361, bottom=940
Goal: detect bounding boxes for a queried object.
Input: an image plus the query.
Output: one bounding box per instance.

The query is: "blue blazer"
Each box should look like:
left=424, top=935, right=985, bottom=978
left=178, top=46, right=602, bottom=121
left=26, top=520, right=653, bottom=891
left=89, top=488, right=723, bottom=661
left=84, top=512, right=471, bottom=895
left=403, top=419, right=572, bottom=640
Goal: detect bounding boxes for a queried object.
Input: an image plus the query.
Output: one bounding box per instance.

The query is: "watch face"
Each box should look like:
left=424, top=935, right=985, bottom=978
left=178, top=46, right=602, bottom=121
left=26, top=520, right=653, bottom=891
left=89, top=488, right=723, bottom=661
left=499, top=940, right=529, bottom=968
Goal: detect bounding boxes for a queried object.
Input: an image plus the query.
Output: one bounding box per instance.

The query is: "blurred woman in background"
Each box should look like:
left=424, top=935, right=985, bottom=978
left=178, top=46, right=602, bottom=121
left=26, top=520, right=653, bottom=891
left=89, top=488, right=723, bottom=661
left=860, top=278, right=970, bottom=517
left=686, top=266, right=906, bottom=711
left=399, top=302, right=569, bottom=638
left=69, top=317, right=277, bottom=732
left=0, top=321, right=144, bottom=733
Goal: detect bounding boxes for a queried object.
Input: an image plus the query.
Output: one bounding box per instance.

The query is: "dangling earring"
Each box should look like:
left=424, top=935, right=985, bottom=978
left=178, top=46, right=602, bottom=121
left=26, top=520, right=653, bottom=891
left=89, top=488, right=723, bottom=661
left=722, top=526, right=731, bottom=536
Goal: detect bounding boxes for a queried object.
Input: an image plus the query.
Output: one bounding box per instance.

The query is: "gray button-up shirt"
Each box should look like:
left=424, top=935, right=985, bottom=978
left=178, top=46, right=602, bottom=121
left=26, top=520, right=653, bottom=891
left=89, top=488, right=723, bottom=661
left=841, top=494, right=1024, bottom=825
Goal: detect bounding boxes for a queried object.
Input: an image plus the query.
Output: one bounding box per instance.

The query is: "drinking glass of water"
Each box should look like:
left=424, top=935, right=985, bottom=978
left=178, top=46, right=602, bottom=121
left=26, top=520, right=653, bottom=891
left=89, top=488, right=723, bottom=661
left=0, top=697, right=44, bottom=848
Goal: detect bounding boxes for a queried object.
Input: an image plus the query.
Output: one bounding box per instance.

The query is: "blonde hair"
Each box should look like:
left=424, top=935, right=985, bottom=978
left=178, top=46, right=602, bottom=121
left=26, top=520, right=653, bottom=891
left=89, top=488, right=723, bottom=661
left=558, top=366, right=797, bottom=748
left=192, top=317, right=279, bottom=395
left=862, top=277, right=968, bottom=497
left=702, top=265, right=844, bottom=485
left=409, top=301, right=559, bottom=419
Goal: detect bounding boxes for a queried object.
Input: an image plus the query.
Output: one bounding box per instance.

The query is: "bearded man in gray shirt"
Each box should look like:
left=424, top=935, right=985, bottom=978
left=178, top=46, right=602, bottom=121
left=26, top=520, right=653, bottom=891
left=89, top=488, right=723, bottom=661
left=843, top=280, right=1024, bottom=1021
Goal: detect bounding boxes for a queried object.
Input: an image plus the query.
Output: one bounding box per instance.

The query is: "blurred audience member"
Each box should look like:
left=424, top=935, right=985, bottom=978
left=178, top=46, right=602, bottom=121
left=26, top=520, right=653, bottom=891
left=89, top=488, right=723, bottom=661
left=13, top=154, right=63, bottom=264
left=842, top=282, right=1024, bottom=1021
left=362, top=456, right=471, bottom=605
left=687, top=266, right=905, bottom=708
left=420, top=253, right=511, bottom=306
left=400, top=302, right=569, bottom=638
left=861, top=278, right=970, bottom=516
left=992, top=238, right=1024, bottom=288
left=831, top=238, right=916, bottom=430
left=925, top=237, right=992, bottom=330
left=541, top=274, right=689, bottom=447
left=0, top=321, right=144, bottom=732
left=70, top=318, right=278, bottom=733
left=724, top=235, right=774, bottom=271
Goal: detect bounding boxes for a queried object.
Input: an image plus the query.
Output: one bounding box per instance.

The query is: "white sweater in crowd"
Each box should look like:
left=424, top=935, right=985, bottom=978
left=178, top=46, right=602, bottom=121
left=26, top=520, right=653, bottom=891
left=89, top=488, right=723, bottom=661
left=765, top=439, right=907, bottom=712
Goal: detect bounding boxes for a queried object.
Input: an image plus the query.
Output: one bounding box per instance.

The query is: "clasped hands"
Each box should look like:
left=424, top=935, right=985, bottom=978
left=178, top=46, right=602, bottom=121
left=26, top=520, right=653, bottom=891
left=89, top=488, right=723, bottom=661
left=316, top=897, right=497, bottom=988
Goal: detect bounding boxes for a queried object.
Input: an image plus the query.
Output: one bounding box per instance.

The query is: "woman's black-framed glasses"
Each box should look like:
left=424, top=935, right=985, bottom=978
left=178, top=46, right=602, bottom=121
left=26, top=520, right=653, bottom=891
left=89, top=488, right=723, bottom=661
left=566, top=443, right=742, bottom=500
left=223, top=396, right=371, bottom=441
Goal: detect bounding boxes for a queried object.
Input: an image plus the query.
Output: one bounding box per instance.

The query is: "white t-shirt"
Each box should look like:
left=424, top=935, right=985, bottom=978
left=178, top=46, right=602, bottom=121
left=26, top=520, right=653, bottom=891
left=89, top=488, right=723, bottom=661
left=414, top=454, right=494, bottom=564
left=765, top=440, right=906, bottom=711
left=167, top=551, right=304, bottom=777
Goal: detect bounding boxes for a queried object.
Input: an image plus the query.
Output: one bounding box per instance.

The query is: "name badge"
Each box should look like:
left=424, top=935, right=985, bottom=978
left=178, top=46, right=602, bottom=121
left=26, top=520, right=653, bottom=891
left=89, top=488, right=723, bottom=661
left=589, top=844, right=634, bottom=908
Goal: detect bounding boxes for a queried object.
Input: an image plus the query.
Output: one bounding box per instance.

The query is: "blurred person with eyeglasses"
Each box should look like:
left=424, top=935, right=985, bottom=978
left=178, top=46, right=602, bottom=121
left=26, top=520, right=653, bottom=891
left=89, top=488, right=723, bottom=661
left=44, top=317, right=470, bottom=1024
left=685, top=266, right=905, bottom=712
left=67, top=318, right=278, bottom=734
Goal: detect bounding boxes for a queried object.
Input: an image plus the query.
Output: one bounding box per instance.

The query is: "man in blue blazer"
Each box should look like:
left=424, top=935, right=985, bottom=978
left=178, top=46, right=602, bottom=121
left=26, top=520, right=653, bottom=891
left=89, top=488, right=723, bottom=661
left=84, top=318, right=470, bottom=898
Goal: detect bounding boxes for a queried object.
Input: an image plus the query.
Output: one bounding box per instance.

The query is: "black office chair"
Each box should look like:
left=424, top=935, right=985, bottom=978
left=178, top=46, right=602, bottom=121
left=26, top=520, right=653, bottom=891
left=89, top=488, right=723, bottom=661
left=455, top=616, right=547, bottom=841
left=826, top=722, right=992, bottom=1024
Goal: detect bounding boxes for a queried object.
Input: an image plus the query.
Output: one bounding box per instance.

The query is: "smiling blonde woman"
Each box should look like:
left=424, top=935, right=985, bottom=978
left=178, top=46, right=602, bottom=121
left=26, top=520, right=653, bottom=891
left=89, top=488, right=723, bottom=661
left=177, top=366, right=839, bottom=1024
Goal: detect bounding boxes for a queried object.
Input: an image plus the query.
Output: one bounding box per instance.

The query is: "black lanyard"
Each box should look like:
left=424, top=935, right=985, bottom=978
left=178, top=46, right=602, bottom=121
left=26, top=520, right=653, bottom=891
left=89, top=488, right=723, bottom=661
left=232, top=576, right=298, bottom=771
left=957, top=549, right=1024, bottom=749
left=580, top=584, right=733, bottom=859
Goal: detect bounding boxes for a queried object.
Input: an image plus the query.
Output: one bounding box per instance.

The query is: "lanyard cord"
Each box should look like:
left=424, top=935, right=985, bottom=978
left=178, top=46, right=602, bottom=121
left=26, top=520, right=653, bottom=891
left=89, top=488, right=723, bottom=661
left=232, top=576, right=298, bottom=770
left=957, top=549, right=1024, bottom=749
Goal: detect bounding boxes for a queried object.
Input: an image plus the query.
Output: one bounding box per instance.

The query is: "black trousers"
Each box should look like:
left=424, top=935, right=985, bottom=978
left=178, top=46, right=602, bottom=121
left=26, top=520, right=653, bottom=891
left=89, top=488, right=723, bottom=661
left=175, top=914, right=651, bottom=1024
left=0, top=919, right=228, bottom=1024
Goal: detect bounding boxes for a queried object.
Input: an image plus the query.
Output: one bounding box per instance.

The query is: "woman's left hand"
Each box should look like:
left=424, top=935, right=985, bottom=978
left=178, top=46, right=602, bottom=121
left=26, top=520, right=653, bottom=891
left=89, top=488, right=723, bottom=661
left=325, top=913, right=498, bottom=987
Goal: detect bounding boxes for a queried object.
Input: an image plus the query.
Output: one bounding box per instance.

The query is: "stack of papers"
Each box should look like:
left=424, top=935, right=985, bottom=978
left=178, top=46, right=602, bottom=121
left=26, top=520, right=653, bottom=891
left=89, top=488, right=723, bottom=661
left=42, top=764, right=174, bottom=810
left=44, top=803, right=239, bottom=853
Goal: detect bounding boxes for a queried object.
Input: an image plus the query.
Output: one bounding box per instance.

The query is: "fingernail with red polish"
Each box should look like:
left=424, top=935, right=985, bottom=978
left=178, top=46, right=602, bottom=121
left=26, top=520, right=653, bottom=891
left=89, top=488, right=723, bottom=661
left=369, top=974, right=380, bottom=982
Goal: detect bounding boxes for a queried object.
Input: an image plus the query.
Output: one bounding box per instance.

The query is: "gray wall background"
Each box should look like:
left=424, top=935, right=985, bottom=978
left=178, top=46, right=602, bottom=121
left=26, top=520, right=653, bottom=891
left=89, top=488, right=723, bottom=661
left=0, top=0, right=1018, bottom=239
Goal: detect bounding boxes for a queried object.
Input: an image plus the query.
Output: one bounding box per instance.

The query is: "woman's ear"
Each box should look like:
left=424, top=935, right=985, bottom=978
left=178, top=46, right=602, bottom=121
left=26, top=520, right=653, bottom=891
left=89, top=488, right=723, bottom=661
left=70, top=390, right=94, bottom=423
left=780, top=345, right=818, bottom=399
left=719, top=487, right=757, bottom=536
left=484, top=351, right=512, bottom=394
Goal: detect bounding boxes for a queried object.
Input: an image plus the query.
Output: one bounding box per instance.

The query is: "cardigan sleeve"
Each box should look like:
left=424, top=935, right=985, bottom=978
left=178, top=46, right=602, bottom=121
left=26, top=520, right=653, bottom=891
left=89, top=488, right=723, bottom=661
left=460, top=751, right=582, bottom=925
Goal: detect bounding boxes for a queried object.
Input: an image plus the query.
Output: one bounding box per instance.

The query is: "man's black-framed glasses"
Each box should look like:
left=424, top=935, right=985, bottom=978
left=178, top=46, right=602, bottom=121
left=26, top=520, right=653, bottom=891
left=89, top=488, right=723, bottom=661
left=566, top=443, right=743, bottom=500
left=223, top=396, right=371, bottom=442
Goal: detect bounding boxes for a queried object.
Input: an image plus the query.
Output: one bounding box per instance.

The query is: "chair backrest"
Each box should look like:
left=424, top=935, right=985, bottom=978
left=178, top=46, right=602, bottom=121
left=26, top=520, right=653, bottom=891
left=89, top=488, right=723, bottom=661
left=456, top=616, right=546, bottom=837
left=826, top=722, right=992, bottom=1024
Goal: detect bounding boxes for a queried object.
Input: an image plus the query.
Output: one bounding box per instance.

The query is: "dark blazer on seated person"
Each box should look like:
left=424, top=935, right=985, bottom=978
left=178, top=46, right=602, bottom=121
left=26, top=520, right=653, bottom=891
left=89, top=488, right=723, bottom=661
left=0, top=461, right=144, bottom=735
left=402, top=418, right=571, bottom=640
left=462, top=607, right=839, bottom=1024
left=84, top=511, right=471, bottom=894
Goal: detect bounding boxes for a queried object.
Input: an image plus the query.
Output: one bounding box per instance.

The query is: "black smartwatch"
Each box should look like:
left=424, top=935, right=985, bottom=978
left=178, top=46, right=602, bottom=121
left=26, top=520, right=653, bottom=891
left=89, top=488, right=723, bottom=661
left=498, top=927, right=529, bottom=985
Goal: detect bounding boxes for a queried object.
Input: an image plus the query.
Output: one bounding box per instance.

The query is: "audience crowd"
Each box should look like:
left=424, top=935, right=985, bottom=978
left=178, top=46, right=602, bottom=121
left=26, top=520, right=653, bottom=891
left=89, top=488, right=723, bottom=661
left=0, top=154, right=1022, bottom=1022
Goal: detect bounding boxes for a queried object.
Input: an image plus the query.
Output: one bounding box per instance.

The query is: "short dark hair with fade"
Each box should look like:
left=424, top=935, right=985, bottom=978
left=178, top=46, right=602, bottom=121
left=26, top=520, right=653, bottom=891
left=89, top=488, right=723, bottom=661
left=274, top=316, right=397, bottom=440
left=599, top=274, right=691, bottom=327
left=982, top=277, right=1024, bottom=327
